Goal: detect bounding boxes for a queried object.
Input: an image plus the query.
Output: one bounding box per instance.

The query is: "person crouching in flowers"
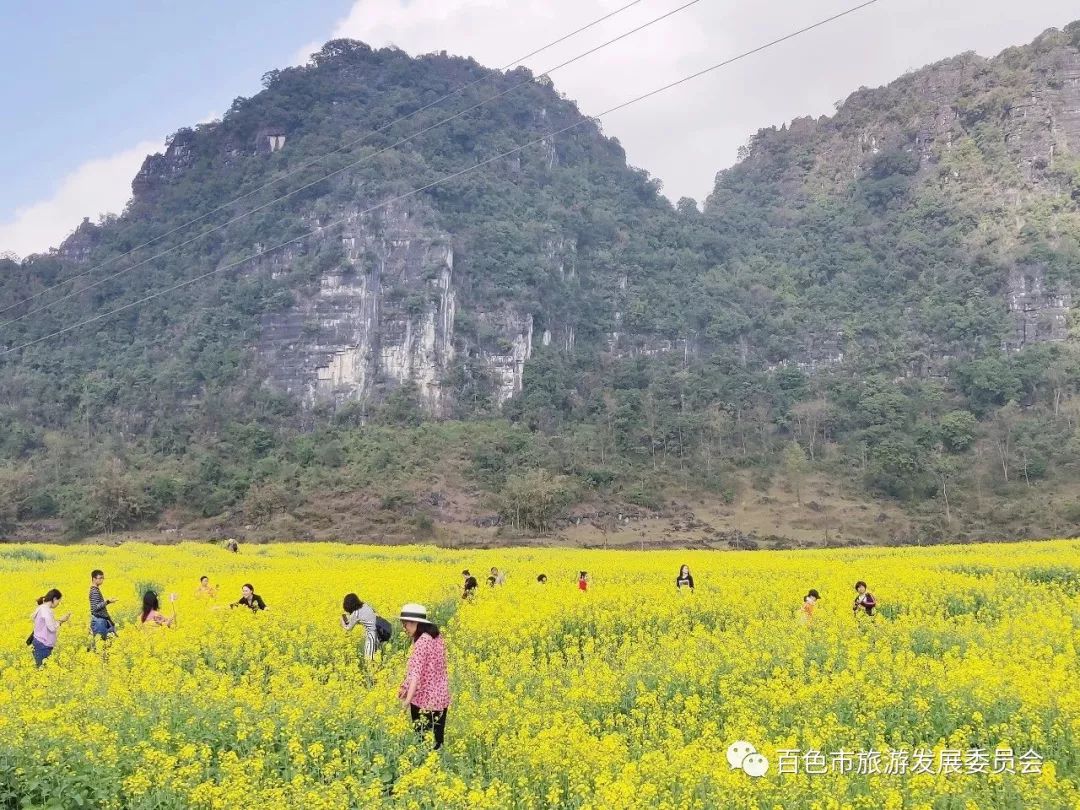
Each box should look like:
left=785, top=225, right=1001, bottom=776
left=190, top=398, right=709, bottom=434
left=853, top=580, right=877, bottom=618
left=800, top=589, right=820, bottom=625
left=30, top=589, right=71, bottom=667
left=342, top=593, right=379, bottom=660
left=397, top=603, right=450, bottom=751
left=230, top=583, right=266, bottom=611
left=141, top=591, right=177, bottom=627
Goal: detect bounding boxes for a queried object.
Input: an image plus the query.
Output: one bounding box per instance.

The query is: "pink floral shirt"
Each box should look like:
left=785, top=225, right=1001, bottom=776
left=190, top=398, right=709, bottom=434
left=398, top=633, right=451, bottom=711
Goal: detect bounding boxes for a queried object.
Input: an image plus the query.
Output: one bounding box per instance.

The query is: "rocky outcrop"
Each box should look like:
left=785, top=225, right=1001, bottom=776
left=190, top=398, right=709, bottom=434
left=478, top=311, right=533, bottom=404
left=131, top=128, right=200, bottom=198
left=257, top=203, right=457, bottom=414
left=56, top=217, right=102, bottom=264
left=1003, top=264, right=1073, bottom=350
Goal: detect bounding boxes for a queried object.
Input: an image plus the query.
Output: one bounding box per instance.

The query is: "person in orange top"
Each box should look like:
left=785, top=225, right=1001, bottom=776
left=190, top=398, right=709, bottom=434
left=195, top=576, right=217, bottom=599
left=800, top=589, right=820, bottom=624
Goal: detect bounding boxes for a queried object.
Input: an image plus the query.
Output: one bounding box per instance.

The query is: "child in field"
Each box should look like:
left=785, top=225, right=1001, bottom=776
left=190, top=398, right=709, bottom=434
left=676, top=565, right=695, bottom=591
left=195, top=576, right=217, bottom=598
left=488, top=567, right=505, bottom=587
left=30, top=589, right=71, bottom=667
left=141, top=591, right=178, bottom=627
left=853, top=581, right=877, bottom=617
left=800, top=589, right=820, bottom=625
left=341, top=593, right=380, bottom=660
left=578, top=571, right=589, bottom=591
left=537, top=574, right=548, bottom=584
left=398, top=603, right=451, bottom=751
left=230, top=584, right=267, bottom=611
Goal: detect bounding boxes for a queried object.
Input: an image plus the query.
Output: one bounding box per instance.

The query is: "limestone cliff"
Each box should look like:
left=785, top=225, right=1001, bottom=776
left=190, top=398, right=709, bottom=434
left=256, top=203, right=458, bottom=413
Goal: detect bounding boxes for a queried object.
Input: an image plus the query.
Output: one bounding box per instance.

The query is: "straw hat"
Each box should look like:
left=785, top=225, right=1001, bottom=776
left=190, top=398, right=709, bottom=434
left=398, top=603, right=430, bottom=623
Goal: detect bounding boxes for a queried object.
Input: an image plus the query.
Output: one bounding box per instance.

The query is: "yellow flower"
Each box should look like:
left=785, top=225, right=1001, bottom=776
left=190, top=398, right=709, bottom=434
left=1, top=540, right=1078, bottom=807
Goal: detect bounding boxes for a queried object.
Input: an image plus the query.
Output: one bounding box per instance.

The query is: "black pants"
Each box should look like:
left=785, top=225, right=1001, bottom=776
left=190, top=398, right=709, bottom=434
left=410, top=704, right=447, bottom=750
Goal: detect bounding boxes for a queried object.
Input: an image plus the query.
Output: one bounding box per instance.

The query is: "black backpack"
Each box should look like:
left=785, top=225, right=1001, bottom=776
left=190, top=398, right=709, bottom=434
left=375, top=616, right=393, bottom=643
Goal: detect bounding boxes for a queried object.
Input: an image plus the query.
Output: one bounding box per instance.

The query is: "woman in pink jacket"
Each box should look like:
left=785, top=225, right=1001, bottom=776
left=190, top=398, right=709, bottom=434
left=30, top=589, right=71, bottom=667
left=397, top=603, right=451, bottom=750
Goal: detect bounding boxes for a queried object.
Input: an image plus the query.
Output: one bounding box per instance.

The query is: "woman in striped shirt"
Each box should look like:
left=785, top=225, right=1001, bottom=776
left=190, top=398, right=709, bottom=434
left=341, top=593, right=379, bottom=660
left=397, top=603, right=451, bottom=750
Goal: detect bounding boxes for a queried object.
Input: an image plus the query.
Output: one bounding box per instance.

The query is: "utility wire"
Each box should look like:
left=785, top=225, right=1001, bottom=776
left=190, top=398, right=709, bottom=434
left=1, top=0, right=883, bottom=358
left=0, top=0, right=699, bottom=330
left=0, top=0, right=647, bottom=319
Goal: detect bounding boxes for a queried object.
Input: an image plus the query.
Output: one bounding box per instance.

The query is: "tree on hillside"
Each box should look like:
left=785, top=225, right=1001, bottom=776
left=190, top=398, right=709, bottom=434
left=930, top=451, right=960, bottom=524
left=782, top=441, right=810, bottom=506
left=992, top=401, right=1021, bottom=482
left=497, top=469, right=572, bottom=534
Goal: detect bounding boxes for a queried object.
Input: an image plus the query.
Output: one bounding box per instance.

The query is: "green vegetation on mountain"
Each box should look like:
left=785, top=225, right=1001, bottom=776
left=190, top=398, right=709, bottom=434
left=1, top=25, right=1079, bottom=543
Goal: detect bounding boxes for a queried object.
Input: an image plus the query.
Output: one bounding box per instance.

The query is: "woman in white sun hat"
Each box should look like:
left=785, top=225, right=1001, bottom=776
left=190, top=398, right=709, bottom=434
left=397, top=603, right=451, bottom=750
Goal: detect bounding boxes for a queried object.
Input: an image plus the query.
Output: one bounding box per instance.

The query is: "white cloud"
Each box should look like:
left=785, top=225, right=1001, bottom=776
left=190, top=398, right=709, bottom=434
left=0, top=138, right=162, bottom=259
left=292, top=40, right=323, bottom=67
left=320, top=0, right=1079, bottom=202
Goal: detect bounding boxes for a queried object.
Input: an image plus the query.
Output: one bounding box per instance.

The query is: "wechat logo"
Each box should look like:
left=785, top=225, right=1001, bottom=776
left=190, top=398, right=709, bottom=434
left=727, top=741, right=770, bottom=778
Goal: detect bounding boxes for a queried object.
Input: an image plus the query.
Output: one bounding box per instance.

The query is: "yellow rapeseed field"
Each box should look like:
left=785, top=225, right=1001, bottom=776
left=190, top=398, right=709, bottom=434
left=2, top=539, right=1080, bottom=809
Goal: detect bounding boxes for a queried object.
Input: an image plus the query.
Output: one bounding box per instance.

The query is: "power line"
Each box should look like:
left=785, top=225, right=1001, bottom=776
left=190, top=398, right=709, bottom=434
left=0, top=0, right=699, bottom=330
left=2, top=0, right=883, bottom=358
left=0, top=0, right=647, bottom=320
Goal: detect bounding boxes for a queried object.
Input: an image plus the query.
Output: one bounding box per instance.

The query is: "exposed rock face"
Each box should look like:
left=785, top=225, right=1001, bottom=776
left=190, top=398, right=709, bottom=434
left=258, top=204, right=458, bottom=414
left=255, top=202, right=549, bottom=414
left=478, top=312, right=533, bottom=404
left=56, top=217, right=102, bottom=264
left=132, top=129, right=199, bottom=198
left=255, top=127, right=287, bottom=154
left=1004, top=264, right=1073, bottom=350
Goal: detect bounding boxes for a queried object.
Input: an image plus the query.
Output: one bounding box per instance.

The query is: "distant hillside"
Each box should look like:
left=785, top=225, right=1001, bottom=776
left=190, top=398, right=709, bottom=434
left=0, top=26, right=1078, bottom=544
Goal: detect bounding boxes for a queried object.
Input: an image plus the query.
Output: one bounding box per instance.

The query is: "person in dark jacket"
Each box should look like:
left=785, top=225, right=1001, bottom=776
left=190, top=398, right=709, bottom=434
left=230, top=583, right=266, bottom=611
left=461, top=570, right=478, bottom=599
left=676, top=564, right=695, bottom=591
left=853, top=581, right=877, bottom=617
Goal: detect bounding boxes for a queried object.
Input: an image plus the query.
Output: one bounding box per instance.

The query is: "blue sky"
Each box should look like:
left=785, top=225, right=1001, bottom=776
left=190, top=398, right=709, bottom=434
left=0, top=0, right=350, bottom=229
left=2, top=0, right=1077, bottom=257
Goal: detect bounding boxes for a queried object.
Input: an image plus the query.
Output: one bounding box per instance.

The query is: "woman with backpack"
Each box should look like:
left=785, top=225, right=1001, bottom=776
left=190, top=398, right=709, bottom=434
left=398, top=603, right=451, bottom=751
left=341, top=593, right=381, bottom=660
left=29, top=589, right=71, bottom=667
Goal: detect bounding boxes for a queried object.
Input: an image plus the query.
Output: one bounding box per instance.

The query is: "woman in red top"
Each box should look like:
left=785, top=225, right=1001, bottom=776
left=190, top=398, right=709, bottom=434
left=397, top=603, right=451, bottom=750
left=578, top=571, right=589, bottom=591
